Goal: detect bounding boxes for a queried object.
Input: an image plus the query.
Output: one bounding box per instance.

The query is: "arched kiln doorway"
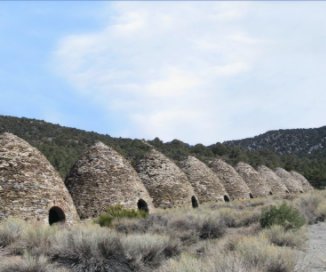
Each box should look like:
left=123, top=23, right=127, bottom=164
left=191, top=196, right=199, bottom=208
left=137, top=199, right=149, bottom=213
left=49, top=206, right=66, bottom=225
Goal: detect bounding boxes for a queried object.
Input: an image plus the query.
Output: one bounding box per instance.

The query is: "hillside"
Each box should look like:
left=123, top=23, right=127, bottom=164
left=0, top=115, right=325, bottom=188
left=225, top=127, right=326, bottom=155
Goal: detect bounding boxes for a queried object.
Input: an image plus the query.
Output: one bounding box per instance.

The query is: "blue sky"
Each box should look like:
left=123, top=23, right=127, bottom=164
left=1, top=2, right=326, bottom=144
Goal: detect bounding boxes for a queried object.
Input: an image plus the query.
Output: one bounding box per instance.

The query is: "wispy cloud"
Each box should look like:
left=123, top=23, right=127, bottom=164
left=53, top=2, right=264, bottom=144
left=55, top=1, right=326, bottom=146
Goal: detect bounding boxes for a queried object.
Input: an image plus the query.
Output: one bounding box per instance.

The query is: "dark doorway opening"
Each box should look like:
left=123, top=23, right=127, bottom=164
left=137, top=199, right=149, bottom=213
left=286, top=190, right=290, bottom=194
left=49, top=206, right=66, bottom=225
left=191, top=196, right=199, bottom=208
left=300, top=190, right=304, bottom=193
left=224, top=195, right=230, bottom=202
left=269, top=191, right=273, bottom=195
left=249, top=193, right=254, bottom=199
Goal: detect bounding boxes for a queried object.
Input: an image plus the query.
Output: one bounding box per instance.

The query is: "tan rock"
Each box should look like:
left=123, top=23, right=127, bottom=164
left=0, top=133, right=79, bottom=225
left=275, top=168, right=304, bottom=193
left=136, top=148, right=197, bottom=208
left=257, top=165, right=289, bottom=196
left=235, top=162, right=272, bottom=197
left=290, top=171, right=314, bottom=192
left=179, top=156, right=230, bottom=203
left=209, top=159, right=252, bottom=200
left=65, top=142, right=153, bottom=219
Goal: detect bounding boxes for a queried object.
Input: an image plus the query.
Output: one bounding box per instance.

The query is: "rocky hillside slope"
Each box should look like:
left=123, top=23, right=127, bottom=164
left=225, top=127, right=326, bottom=156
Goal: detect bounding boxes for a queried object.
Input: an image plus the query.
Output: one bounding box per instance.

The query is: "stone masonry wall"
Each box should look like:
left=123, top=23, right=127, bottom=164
left=291, top=171, right=314, bottom=192
left=0, top=133, right=79, bottom=224
left=257, top=165, right=289, bottom=196
left=179, top=156, right=229, bottom=203
left=65, top=142, right=153, bottom=219
left=209, top=159, right=252, bottom=200
left=235, top=162, right=272, bottom=197
left=275, top=168, right=304, bottom=193
left=136, top=149, right=196, bottom=209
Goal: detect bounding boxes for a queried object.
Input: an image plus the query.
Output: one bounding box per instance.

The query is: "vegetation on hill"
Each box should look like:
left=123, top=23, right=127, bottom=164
left=0, top=115, right=325, bottom=188
left=225, top=127, right=326, bottom=188
left=225, top=127, right=326, bottom=155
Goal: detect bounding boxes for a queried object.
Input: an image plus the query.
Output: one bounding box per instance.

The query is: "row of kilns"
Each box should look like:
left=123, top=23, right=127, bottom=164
left=0, top=133, right=313, bottom=225
left=65, top=141, right=313, bottom=217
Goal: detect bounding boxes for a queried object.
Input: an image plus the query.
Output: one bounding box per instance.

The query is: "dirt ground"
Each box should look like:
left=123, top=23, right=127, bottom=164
left=296, top=222, right=326, bottom=272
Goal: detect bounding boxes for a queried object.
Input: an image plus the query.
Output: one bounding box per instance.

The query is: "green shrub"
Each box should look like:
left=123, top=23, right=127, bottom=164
left=95, top=205, right=148, bottom=227
left=260, top=203, right=305, bottom=230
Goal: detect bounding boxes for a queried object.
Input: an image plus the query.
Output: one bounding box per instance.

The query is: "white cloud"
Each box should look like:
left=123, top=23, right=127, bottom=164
left=53, top=2, right=265, bottom=144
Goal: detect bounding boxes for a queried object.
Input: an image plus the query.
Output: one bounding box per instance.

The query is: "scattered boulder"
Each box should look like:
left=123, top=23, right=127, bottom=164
left=179, top=156, right=230, bottom=203
left=209, top=159, right=252, bottom=200
left=235, top=162, right=272, bottom=197
left=136, top=148, right=196, bottom=208
left=65, top=142, right=153, bottom=219
left=257, top=165, right=289, bottom=196
left=0, top=132, right=79, bottom=225
left=275, top=168, right=304, bottom=193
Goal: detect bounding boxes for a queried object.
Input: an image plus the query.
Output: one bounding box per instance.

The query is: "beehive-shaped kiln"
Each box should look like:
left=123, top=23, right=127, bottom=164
left=65, top=142, right=153, bottom=219
left=257, top=165, right=289, bottom=196
left=275, top=168, right=304, bottom=193
left=0, top=133, right=79, bottom=225
left=180, top=156, right=230, bottom=202
left=137, top=148, right=197, bottom=208
left=236, top=162, right=272, bottom=197
left=209, top=159, right=252, bottom=200
left=290, top=171, right=313, bottom=192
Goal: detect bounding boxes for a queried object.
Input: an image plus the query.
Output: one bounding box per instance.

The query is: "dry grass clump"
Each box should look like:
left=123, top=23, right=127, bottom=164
left=235, top=236, right=297, bottom=272
left=50, top=225, right=129, bottom=271
left=0, top=218, right=58, bottom=256
left=157, top=250, right=251, bottom=272
left=158, top=235, right=297, bottom=272
left=13, top=224, right=57, bottom=256
left=316, top=201, right=326, bottom=219
left=295, top=191, right=326, bottom=224
left=50, top=224, right=180, bottom=272
left=208, top=198, right=280, bottom=229
left=0, top=253, right=68, bottom=272
left=262, top=225, right=306, bottom=248
left=0, top=220, right=181, bottom=272
left=209, top=197, right=268, bottom=210
left=122, top=234, right=180, bottom=269
left=114, top=210, right=227, bottom=246
left=218, top=207, right=260, bottom=228
left=0, top=217, right=25, bottom=248
left=168, top=213, right=226, bottom=243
